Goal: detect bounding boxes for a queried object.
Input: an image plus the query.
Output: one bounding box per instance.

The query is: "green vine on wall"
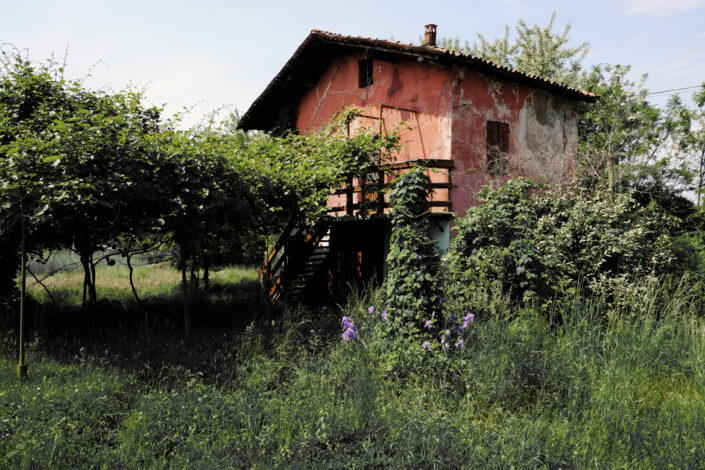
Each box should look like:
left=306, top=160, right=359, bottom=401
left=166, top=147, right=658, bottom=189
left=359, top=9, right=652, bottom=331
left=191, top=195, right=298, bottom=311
left=384, top=166, right=441, bottom=338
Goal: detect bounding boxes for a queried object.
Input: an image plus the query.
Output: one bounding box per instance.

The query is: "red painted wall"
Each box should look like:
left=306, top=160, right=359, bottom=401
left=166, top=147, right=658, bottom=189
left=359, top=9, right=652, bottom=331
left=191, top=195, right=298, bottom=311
left=295, top=52, right=578, bottom=221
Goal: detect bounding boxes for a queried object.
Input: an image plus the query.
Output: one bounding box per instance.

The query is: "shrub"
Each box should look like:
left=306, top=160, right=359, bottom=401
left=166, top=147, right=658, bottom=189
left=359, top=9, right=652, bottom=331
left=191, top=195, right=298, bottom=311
left=443, top=179, right=699, bottom=311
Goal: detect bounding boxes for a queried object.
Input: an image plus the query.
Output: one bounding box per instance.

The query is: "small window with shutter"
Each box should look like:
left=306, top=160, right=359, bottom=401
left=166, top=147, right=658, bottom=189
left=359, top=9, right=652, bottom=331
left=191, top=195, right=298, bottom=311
left=358, top=58, right=373, bottom=88
left=486, top=121, right=509, bottom=176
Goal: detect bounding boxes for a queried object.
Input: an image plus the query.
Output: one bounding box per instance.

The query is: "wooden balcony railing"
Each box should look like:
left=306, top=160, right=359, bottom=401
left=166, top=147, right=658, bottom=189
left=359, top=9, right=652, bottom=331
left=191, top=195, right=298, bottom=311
left=327, top=158, right=454, bottom=217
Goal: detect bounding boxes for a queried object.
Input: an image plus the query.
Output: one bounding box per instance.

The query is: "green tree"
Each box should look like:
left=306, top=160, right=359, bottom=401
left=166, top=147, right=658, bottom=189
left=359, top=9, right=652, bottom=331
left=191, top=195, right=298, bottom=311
left=436, top=12, right=589, bottom=87
left=578, top=66, right=697, bottom=202
left=0, top=50, right=169, bottom=308
left=685, top=84, right=705, bottom=207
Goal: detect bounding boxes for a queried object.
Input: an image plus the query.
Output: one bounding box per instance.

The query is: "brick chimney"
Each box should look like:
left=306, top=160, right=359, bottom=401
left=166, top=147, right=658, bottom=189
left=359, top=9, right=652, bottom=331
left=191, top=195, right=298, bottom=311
left=424, top=24, right=437, bottom=46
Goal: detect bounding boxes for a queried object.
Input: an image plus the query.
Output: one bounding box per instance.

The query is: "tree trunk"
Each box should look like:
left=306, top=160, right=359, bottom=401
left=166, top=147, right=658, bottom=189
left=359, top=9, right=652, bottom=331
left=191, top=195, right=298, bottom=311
left=608, top=154, right=616, bottom=202
left=190, top=262, right=199, bottom=289
left=126, top=252, right=141, bottom=305
left=89, top=253, right=97, bottom=305
left=180, top=244, right=190, bottom=338
left=27, top=266, right=54, bottom=305
left=80, top=254, right=90, bottom=310
left=203, top=260, right=210, bottom=292
left=79, top=250, right=97, bottom=309
left=203, top=239, right=210, bottom=292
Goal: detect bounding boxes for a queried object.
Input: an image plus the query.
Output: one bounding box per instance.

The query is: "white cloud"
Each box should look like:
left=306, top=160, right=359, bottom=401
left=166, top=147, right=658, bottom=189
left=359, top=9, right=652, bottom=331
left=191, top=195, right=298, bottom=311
left=622, top=0, right=704, bottom=15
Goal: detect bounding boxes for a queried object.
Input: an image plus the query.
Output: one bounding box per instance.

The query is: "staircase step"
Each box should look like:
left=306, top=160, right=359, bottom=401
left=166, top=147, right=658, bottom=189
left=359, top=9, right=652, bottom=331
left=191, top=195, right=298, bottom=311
left=260, top=221, right=333, bottom=302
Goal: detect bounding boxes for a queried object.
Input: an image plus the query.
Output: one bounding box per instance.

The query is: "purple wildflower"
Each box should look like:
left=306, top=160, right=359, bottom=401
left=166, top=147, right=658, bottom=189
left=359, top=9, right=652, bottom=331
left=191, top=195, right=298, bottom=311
left=310, top=329, right=315, bottom=334
left=455, top=338, right=465, bottom=349
left=472, top=329, right=476, bottom=334
left=342, top=328, right=357, bottom=342
left=341, top=316, right=358, bottom=342
left=368, top=306, right=375, bottom=314
left=461, top=312, right=476, bottom=330
left=424, top=320, right=433, bottom=329
left=381, top=310, right=388, bottom=321
left=450, top=314, right=457, bottom=321
left=458, top=326, right=464, bottom=332
left=422, top=341, right=431, bottom=351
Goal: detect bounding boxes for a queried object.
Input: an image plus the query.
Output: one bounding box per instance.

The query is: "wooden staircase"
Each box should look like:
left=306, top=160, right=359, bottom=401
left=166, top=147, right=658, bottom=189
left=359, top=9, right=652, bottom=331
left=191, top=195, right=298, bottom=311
left=260, top=158, right=455, bottom=303
left=259, top=220, right=331, bottom=303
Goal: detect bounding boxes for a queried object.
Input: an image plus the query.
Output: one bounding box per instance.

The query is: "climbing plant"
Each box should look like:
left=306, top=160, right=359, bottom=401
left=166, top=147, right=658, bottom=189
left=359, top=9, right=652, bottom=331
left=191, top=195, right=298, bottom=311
left=384, top=166, right=441, bottom=338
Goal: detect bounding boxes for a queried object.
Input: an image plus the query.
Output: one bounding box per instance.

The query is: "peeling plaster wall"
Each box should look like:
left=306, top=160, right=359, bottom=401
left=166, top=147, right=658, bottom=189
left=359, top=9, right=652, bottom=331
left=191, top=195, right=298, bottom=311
left=294, top=54, right=578, bottom=222
left=449, top=68, right=578, bottom=217
left=296, top=52, right=453, bottom=161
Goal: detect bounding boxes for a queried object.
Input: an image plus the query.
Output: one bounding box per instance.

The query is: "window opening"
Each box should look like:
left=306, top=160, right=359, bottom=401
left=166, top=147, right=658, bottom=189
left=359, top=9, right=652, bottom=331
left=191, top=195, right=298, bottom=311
left=358, top=58, right=373, bottom=88
left=486, top=120, right=509, bottom=176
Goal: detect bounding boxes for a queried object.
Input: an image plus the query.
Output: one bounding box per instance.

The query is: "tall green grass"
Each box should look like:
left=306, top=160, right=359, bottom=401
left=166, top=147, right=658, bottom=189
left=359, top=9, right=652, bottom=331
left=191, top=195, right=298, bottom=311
left=2, top=275, right=705, bottom=468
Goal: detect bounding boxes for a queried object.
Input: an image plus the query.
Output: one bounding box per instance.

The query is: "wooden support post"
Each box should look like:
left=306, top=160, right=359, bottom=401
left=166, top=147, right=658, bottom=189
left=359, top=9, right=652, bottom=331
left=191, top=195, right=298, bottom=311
left=377, top=168, right=385, bottom=214
left=17, top=216, right=27, bottom=381
left=346, top=175, right=354, bottom=216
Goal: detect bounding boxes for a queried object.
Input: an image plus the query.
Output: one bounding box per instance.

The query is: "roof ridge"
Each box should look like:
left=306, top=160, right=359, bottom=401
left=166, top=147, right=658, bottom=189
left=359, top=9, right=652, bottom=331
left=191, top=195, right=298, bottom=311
left=307, top=29, right=595, bottom=98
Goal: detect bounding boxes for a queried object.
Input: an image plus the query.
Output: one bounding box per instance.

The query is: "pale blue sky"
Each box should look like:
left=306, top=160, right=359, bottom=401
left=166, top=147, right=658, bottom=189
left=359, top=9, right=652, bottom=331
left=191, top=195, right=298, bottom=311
left=2, top=0, right=704, bottom=126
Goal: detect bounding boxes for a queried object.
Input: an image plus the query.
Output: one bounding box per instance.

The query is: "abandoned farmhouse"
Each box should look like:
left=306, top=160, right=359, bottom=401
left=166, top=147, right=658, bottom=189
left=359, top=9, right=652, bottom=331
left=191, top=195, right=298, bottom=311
left=238, top=25, right=597, bottom=303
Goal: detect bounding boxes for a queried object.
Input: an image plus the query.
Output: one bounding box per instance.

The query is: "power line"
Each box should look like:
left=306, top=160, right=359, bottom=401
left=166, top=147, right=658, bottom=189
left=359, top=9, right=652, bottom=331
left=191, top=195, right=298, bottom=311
left=646, top=85, right=703, bottom=96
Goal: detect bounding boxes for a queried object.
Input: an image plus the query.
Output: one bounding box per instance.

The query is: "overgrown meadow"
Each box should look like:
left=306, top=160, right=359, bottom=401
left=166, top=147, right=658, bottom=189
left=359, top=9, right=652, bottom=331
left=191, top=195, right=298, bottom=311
left=2, top=261, right=705, bottom=469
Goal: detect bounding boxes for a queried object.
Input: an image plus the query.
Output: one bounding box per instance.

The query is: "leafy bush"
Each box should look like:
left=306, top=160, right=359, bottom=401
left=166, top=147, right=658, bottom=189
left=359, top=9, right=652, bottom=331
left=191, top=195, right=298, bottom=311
left=443, top=179, right=699, bottom=311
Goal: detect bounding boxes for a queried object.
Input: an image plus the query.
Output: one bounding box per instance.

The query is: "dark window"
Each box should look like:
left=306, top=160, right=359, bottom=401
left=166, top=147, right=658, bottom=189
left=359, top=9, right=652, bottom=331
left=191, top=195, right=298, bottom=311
left=486, top=120, right=509, bottom=176
left=358, top=58, right=373, bottom=88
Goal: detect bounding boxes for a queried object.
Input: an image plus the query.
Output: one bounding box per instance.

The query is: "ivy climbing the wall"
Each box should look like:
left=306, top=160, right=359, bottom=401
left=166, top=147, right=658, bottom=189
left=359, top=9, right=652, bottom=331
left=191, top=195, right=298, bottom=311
left=384, top=166, right=441, bottom=338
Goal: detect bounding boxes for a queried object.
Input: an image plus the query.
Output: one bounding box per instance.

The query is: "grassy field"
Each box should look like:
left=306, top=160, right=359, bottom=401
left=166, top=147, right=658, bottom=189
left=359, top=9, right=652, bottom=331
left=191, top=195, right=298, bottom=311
left=2, top=265, right=705, bottom=468
left=28, top=261, right=258, bottom=304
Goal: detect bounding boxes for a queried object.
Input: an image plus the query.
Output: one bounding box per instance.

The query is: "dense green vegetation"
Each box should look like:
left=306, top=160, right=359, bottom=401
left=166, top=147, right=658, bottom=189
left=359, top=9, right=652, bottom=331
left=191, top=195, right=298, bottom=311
left=2, top=264, right=705, bottom=468
left=444, top=179, right=705, bottom=311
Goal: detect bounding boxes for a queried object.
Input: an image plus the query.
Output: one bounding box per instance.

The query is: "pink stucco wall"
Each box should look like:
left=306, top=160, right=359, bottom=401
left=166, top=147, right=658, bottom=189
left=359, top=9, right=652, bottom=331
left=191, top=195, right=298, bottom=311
left=295, top=52, right=578, bottom=220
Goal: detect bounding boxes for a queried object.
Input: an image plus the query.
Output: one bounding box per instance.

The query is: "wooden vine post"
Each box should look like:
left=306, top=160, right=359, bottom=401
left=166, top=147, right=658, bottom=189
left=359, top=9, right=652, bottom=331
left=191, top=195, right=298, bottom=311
left=17, top=215, right=27, bottom=381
